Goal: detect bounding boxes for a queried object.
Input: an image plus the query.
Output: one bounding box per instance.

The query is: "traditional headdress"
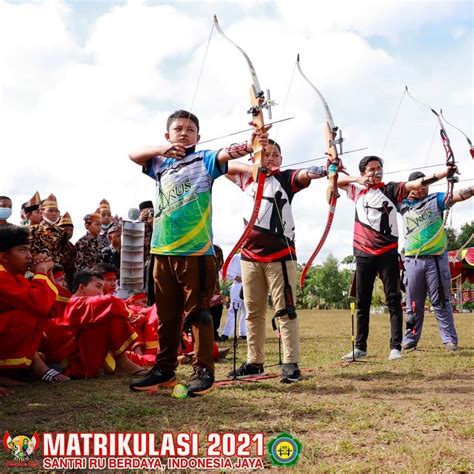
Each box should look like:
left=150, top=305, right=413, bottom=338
left=99, top=199, right=111, bottom=212
left=41, top=193, right=59, bottom=210
left=58, top=211, right=73, bottom=227
left=24, top=191, right=41, bottom=213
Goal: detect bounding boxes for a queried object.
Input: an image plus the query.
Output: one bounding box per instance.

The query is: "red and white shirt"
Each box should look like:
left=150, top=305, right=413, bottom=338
left=347, top=182, right=405, bottom=257
left=229, top=169, right=308, bottom=262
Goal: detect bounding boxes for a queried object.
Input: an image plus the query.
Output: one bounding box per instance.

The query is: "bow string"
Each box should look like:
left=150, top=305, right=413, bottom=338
left=296, top=54, right=345, bottom=288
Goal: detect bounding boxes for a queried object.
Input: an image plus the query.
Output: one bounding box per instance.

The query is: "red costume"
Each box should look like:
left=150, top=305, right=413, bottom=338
left=41, top=294, right=138, bottom=378
left=126, top=304, right=158, bottom=367
left=0, top=265, right=58, bottom=370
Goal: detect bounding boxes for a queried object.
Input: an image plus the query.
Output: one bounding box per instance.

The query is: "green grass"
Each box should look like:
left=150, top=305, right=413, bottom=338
left=1, top=309, right=473, bottom=472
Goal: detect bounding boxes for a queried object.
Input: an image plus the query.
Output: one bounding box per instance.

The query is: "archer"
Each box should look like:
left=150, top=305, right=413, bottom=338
left=226, top=138, right=327, bottom=382
left=128, top=109, right=268, bottom=396
left=335, top=155, right=454, bottom=361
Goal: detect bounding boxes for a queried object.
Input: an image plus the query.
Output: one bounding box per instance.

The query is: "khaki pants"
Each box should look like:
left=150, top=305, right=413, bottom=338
left=241, top=260, right=299, bottom=365
left=153, top=255, right=216, bottom=373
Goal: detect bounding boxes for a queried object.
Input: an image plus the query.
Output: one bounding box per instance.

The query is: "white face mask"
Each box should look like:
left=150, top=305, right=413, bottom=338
left=0, top=207, right=12, bottom=220
left=43, top=215, right=60, bottom=225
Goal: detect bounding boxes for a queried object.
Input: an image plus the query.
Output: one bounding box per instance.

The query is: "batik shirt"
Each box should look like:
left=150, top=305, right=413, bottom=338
left=30, top=221, right=67, bottom=264
left=143, top=150, right=225, bottom=256
left=101, top=245, right=121, bottom=271
left=398, top=192, right=447, bottom=256
left=346, top=182, right=405, bottom=257
left=62, top=240, right=76, bottom=287
left=140, top=216, right=153, bottom=261
left=99, top=224, right=112, bottom=250
left=74, top=233, right=101, bottom=272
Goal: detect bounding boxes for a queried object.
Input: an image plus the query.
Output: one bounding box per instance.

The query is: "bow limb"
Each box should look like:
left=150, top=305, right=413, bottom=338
left=439, top=109, right=474, bottom=159
left=299, top=198, right=337, bottom=288
left=296, top=54, right=344, bottom=287
left=214, top=16, right=270, bottom=280
left=413, top=109, right=459, bottom=257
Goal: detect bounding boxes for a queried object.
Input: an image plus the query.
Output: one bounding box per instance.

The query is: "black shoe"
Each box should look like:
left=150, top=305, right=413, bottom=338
left=187, top=367, right=215, bottom=397
left=280, top=363, right=302, bottom=384
left=129, top=366, right=176, bottom=392
left=239, top=336, right=247, bottom=340
left=220, top=335, right=229, bottom=342
left=228, top=362, right=264, bottom=379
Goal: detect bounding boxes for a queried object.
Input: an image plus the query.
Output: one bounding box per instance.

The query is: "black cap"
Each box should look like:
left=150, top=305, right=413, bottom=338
left=24, top=204, right=40, bottom=213
left=408, top=171, right=425, bottom=182
left=139, top=200, right=154, bottom=211
left=0, top=225, right=30, bottom=251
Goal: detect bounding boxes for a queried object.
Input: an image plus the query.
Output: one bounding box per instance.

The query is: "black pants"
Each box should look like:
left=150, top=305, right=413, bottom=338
left=210, top=304, right=223, bottom=341
left=355, top=251, right=403, bottom=351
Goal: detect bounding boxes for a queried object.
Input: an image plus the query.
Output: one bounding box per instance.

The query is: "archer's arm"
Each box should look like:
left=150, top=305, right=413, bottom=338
left=129, top=145, right=176, bottom=166
left=295, top=166, right=328, bottom=187
left=217, top=126, right=270, bottom=166
left=452, top=185, right=474, bottom=204
left=227, top=160, right=253, bottom=176
left=403, top=166, right=452, bottom=193
left=336, top=174, right=367, bottom=191
left=217, top=141, right=253, bottom=167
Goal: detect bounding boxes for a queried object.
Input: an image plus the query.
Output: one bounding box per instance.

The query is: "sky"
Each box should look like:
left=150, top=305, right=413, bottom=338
left=0, top=0, right=472, bottom=263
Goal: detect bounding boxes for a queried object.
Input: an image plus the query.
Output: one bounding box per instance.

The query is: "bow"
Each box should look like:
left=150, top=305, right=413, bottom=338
left=297, top=54, right=344, bottom=287
left=405, top=87, right=459, bottom=256
left=213, top=16, right=273, bottom=280
left=439, top=109, right=474, bottom=159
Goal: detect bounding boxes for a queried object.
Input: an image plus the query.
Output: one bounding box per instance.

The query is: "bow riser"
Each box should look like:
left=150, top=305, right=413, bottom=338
left=214, top=15, right=271, bottom=280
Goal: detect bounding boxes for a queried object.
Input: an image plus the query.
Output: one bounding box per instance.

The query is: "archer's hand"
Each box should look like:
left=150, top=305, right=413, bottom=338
left=249, top=123, right=272, bottom=150
left=447, top=164, right=459, bottom=179
left=163, top=142, right=186, bottom=159
left=359, top=175, right=374, bottom=187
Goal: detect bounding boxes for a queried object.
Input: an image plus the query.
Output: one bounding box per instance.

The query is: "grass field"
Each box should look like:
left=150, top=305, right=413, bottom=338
left=1, top=309, right=473, bottom=472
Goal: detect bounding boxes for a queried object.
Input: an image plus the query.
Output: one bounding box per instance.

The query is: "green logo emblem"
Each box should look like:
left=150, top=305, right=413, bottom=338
left=267, top=432, right=302, bottom=467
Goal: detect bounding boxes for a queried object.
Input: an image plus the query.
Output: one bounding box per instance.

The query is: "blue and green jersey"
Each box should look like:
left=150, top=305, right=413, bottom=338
left=399, top=192, right=447, bottom=256
left=143, top=150, right=226, bottom=256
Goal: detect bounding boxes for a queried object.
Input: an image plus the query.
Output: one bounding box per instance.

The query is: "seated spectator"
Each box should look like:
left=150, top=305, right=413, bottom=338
left=0, top=226, right=69, bottom=391
left=40, top=270, right=147, bottom=378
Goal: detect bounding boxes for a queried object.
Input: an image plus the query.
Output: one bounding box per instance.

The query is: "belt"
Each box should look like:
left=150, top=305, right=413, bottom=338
left=407, top=255, right=440, bottom=259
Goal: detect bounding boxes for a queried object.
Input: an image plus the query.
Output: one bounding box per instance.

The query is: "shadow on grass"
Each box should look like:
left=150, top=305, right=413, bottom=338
left=336, top=370, right=425, bottom=381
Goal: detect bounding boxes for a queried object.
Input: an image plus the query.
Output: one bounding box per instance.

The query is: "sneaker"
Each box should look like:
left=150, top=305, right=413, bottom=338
left=129, top=367, right=176, bottom=392
left=228, top=362, right=264, bottom=378
left=401, top=341, right=417, bottom=351
left=388, top=349, right=402, bottom=360
left=444, top=342, right=458, bottom=352
left=280, top=363, right=302, bottom=384
left=187, top=367, right=215, bottom=397
left=341, top=349, right=367, bottom=361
